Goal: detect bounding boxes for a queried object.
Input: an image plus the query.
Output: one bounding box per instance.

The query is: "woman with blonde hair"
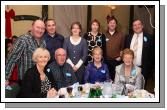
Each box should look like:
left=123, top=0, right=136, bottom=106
left=17, top=48, right=57, bottom=98
left=84, top=47, right=110, bottom=84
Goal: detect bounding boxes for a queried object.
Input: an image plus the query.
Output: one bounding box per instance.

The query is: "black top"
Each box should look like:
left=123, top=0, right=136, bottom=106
left=44, top=32, right=64, bottom=64
left=17, top=65, right=56, bottom=98
left=83, top=32, right=106, bottom=65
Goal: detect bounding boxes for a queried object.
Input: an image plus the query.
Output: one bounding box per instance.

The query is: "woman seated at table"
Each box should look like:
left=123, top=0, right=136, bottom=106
left=114, top=48, right=144, bottom=89
left=17, top=48, right=57, bottom=98
left=84, top=47, right=110, bottom=84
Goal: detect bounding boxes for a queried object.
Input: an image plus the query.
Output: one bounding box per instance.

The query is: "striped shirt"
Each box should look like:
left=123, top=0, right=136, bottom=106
left=5, top=33, right=46, bottom=80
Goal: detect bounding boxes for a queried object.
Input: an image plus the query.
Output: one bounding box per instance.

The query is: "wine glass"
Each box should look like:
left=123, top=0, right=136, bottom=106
left=78, top=86, right=83, bottom=92
left=66, top=86, right=73, bottom=97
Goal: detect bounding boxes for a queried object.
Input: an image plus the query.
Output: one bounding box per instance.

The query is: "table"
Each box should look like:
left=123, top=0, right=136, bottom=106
left=57, top=82, right=155, bottom=98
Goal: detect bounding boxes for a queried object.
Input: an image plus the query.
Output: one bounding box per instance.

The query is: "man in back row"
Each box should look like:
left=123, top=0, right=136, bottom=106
left=43, top=19, right=64, bottom=64
left=5, top=19, right=46, bottom=85
left=124, top=19, right=154, bottom=88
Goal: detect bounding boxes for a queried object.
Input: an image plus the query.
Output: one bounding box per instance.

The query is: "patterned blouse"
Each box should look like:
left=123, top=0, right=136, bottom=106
left=114, top=64, right=144, bottom=89
left=83, top=32, right=106, bottom=65
left=41, top=76, right=52, bottom=94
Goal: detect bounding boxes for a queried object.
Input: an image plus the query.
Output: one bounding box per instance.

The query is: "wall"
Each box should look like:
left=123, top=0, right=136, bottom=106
left=92, top=5, right=130, bottom=35
left=9, top=5, right=41, bottom=37
left=8, top=5, right=130, bottom=37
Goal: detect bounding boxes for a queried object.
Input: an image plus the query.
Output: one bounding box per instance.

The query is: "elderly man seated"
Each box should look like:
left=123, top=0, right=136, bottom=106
left=47, top=48, right=77, bottom=90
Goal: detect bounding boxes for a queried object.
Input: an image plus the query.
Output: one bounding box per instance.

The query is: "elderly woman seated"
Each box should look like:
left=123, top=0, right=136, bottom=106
left=84, top=47, right=110, bottom=84
left=17, top=48, right=57, bottom=98
left=114, top=48, right=145, bottom=89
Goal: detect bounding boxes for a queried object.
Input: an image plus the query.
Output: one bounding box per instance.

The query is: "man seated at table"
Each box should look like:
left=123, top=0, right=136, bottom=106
left=84, top=47, right=111, bottom=84
left=114, top=48, right=145, bottom=89
left=47, top=48, right=77, bottom=90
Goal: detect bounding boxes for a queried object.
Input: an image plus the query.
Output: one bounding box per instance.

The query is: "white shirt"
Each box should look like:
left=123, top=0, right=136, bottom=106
left=70, top=36, right=81, bottom=45
left=130, top=32, right=143, bottom=66
left=109, top=30, right=115, bottom=36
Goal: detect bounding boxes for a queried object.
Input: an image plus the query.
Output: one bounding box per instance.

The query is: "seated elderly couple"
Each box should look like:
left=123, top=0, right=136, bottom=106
left=18, top=47, right=144, bottom=98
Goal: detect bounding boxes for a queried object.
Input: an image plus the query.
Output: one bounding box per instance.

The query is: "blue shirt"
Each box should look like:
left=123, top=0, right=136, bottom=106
left=84, top=62, right=110, bottom=84
left=44, top=32, right=64, bottom=63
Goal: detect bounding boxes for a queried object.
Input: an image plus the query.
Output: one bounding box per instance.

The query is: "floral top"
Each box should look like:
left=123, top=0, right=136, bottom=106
left=41, top=76, right=51, bottom=94
left=83, top=32, right=106, bottom=65
left=114, top=64, right=145, bottom=89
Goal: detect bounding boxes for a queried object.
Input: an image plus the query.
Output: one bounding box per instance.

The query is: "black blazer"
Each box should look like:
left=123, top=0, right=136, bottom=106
left=124, top=32, right=154, bottom=79
left=17, top=65, right=56, bottom=98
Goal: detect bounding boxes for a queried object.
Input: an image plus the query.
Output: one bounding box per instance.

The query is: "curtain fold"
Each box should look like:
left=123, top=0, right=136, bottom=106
left=53, top=5, right=88, bottom=37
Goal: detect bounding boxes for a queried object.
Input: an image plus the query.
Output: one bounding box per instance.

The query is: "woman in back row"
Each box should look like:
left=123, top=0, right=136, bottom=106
left=63, top=21, right=88, bottom=84
left=83, top=19, right=106, bottom=66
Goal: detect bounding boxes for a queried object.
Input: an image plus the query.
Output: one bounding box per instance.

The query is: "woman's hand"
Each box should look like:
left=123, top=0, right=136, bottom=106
left=47, top=88, right=57, bottom=98
left=73, top=66, right=78, bottom=72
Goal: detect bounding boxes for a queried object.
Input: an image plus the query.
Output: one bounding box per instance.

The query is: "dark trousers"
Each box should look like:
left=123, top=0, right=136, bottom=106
left=105, top=59, right=122, bottom=81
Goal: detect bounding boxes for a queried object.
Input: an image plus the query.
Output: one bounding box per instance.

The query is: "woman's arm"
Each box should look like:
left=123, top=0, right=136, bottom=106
left=84, top=65, right=90, bottom=83
left=74, top=38, right=88, bottom=69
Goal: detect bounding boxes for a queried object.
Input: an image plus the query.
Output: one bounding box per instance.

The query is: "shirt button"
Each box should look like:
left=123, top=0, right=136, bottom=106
left=74, top=57, right=75, bottom=59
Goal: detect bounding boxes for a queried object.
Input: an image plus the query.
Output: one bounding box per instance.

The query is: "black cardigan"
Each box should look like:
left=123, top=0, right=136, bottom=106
left=17, top=65, right=56, bottom=98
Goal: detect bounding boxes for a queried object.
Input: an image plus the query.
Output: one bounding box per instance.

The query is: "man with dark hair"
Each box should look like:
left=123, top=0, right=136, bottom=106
left=43, top=19, right=64, bottom=64
left=124, top=19, right=154, bottom=88
left=104, top=16, right=125, bottom=81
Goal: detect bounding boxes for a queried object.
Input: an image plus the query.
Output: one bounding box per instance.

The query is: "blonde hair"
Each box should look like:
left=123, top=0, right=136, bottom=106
left=92, top=47, right=103, bottom=56
left=121, top=48, right=134, bottom=59
left=32, top=48, right=50, bottom=62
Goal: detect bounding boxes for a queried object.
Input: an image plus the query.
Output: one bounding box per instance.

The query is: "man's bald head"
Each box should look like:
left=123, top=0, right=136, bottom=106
left=55, top=48, right=67, bottom=66
left=31, top=19, right=45, bottom=39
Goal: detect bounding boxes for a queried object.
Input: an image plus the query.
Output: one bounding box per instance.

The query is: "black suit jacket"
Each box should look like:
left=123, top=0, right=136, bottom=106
left=124, top=32, right=154, bottom=79
left=17, top=65, right=56, bottom=98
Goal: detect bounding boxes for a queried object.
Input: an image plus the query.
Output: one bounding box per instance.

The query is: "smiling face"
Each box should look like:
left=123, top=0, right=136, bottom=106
left=132, top=20, right=143, bottom=34
left=46, top=20, right=56, bottom=35
left=92, top=47, right=103, bottom=63
left=91, top=22, right=99, bottom=32
left=36, top=51, right=50, bottom=68
left=108, top=19, right=117, bottom=32
left=71, top=24, right=81, bottom=36
left=55, top=48, right=67, bottom=66
left=123, top=54, right=133, bottom=66
left=31, top=20, right=45, bottom=39
left=33, top=48, right=50, bottom=68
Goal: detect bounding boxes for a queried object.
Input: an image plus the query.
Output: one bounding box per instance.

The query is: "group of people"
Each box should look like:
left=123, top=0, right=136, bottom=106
left=5, top=16, right=154, bottom=98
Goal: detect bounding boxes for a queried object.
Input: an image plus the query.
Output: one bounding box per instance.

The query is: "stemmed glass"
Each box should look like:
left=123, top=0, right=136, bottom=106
left=66, top=86, right=73, bottom=98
